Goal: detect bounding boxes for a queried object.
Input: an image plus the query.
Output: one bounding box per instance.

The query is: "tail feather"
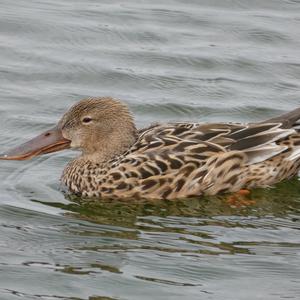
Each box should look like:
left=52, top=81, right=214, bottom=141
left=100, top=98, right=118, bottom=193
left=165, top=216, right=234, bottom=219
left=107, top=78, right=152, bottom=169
left=261, top=107, right=300, bottom=129
left=230, top=127, right=294, bottom=151
left=286, top=147, right=300, bottom=161
left=244, top=144, right=288, bottom=165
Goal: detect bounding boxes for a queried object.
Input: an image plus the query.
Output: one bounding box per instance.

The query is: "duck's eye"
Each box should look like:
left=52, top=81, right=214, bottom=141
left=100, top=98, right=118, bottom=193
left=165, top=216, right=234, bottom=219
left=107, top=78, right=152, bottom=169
left=82, top=117, right=93, bottom=124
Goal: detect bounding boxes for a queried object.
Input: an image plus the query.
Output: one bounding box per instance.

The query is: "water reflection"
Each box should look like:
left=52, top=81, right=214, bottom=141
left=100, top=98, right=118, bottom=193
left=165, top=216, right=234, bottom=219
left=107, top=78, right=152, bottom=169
left=33, top=179, right=300, bottom=258
left=41, top=179, right=300, bottom=226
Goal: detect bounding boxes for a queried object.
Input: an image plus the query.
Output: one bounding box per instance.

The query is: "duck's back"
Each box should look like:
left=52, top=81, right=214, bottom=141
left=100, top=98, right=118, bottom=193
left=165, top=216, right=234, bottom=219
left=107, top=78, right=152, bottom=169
left=90, top=121, right=300, bottom=199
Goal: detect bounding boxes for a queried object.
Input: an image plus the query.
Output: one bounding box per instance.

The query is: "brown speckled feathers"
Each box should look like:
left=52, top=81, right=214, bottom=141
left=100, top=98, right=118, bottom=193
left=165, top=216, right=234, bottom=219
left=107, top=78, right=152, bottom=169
left=61, top=107, right=300, bottom=199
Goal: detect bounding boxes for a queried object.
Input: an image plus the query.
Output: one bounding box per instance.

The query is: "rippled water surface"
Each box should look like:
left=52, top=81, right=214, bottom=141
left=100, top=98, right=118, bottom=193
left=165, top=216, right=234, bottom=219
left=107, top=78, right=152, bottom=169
left=0, top=0, right=300, bottom=299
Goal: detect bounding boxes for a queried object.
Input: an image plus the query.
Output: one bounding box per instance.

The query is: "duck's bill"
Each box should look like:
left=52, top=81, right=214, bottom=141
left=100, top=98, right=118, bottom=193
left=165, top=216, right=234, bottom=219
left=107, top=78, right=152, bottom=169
left=0, top=126, right=71, bottom=160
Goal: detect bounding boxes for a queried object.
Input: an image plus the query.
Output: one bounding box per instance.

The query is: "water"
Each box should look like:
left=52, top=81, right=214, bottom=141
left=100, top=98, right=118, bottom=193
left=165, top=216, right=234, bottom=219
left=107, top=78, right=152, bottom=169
left=0, top=0, right=300, bottom=299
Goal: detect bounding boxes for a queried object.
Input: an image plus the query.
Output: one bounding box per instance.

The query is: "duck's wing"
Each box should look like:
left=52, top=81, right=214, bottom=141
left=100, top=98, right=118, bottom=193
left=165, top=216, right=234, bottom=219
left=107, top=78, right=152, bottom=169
left=134, top=122, right=294, bottom=165
left=105, top=122, right=296, bottom=199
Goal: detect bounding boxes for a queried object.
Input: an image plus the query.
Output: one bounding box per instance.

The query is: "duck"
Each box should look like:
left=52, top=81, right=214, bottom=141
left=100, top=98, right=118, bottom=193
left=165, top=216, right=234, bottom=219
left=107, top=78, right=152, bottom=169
left=1, top=97, right=300, bottom=200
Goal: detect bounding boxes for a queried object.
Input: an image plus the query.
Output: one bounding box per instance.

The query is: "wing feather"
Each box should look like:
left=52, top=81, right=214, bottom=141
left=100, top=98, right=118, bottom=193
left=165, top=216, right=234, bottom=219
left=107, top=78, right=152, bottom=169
left=133, top=121, right=295, bottom=169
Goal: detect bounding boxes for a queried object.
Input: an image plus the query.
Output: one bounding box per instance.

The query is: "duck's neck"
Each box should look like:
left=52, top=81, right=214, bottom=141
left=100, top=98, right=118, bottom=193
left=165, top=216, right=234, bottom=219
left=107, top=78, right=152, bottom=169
left=82, top=125, right=137, bottom=163
left=61, top=150, right=128, bottom=197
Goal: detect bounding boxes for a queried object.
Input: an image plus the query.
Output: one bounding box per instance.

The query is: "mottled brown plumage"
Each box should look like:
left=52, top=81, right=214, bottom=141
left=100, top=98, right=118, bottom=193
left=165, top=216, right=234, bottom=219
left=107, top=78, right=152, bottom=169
left=58, top=97, right=300, bottom=199
left=2, top=97, right=300, bottom=200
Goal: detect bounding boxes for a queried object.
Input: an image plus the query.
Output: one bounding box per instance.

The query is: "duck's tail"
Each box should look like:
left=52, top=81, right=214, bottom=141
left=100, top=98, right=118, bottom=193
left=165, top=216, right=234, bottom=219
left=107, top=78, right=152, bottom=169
left=261, top=107, right=300, bottom=129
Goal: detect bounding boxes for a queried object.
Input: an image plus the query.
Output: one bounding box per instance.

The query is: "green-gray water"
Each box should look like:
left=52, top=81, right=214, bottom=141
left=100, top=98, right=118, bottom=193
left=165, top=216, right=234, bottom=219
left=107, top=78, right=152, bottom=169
left=0, top=1, right=299, bottom=299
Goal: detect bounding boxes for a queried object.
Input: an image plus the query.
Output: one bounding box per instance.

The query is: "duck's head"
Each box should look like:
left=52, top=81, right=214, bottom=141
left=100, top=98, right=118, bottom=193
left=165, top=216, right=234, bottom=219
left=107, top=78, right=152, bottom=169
left=0, top=97, right=137, bottom=162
